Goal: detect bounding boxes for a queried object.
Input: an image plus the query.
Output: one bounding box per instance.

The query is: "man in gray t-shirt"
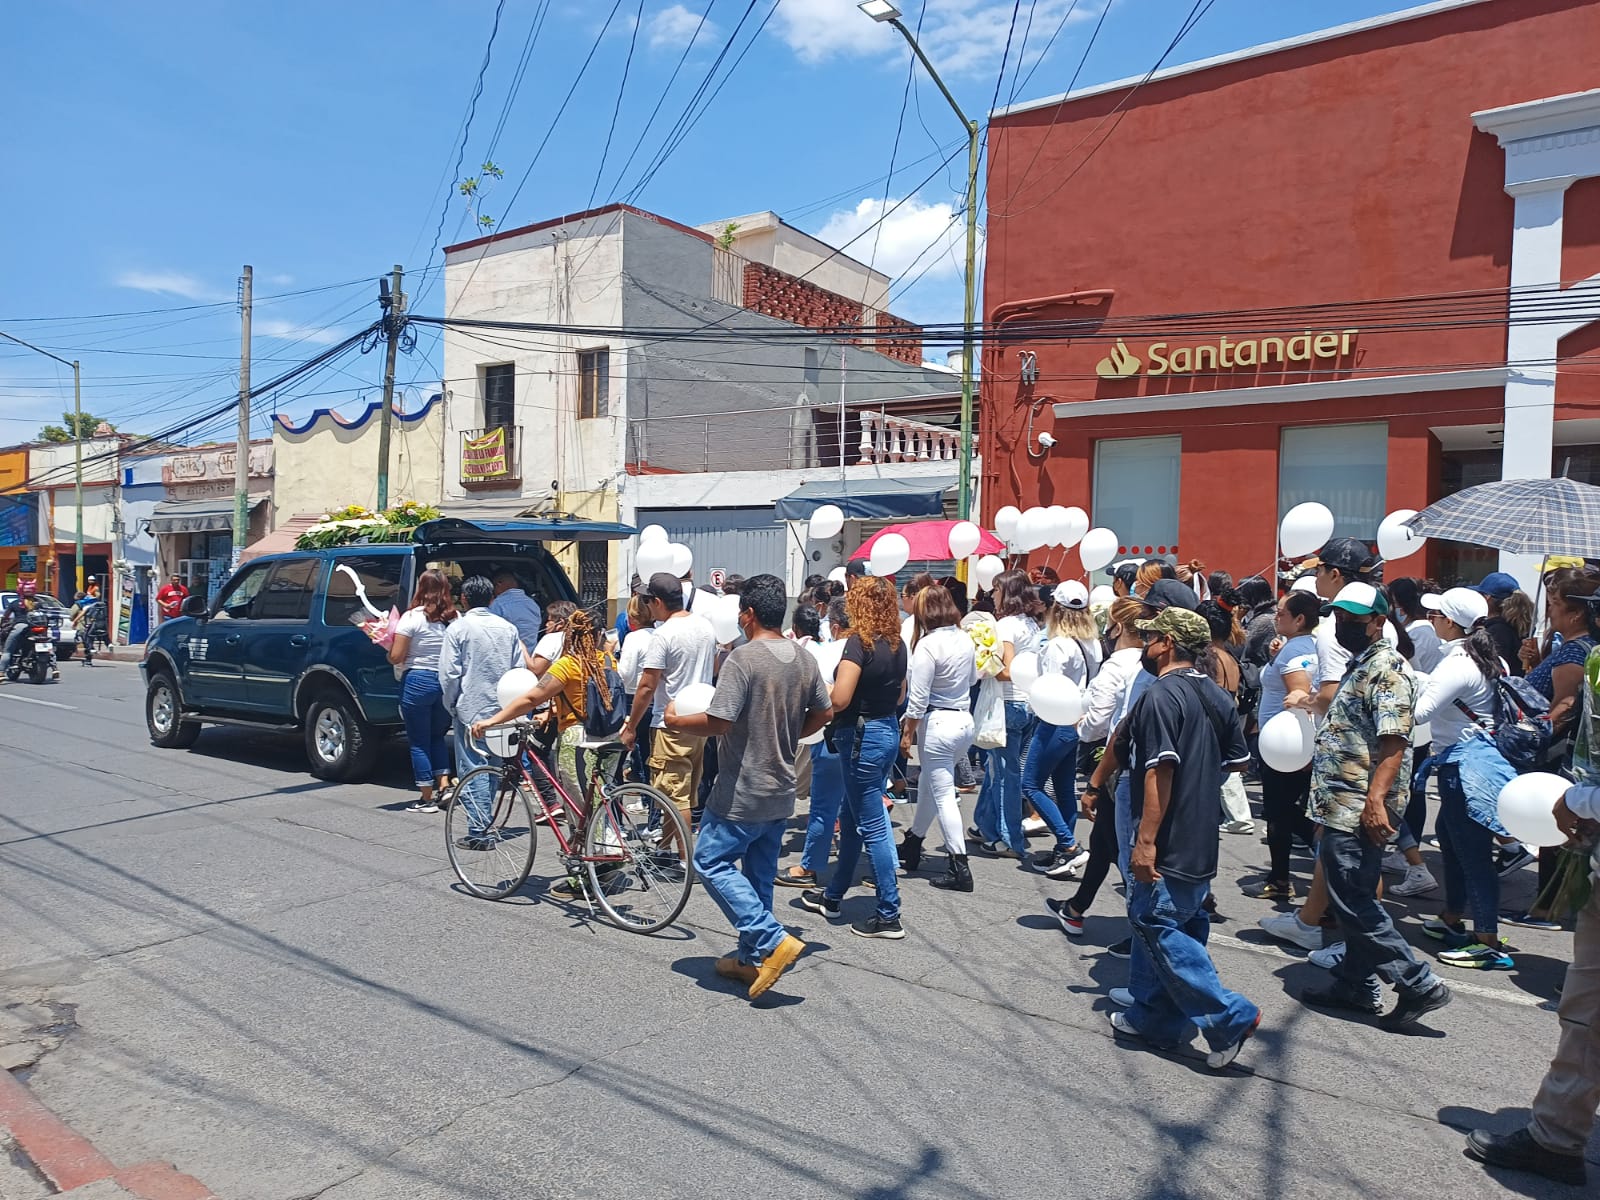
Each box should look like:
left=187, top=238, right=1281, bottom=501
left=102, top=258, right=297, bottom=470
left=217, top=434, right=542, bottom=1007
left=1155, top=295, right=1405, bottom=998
left=665, top=574, right=832, bottom=1000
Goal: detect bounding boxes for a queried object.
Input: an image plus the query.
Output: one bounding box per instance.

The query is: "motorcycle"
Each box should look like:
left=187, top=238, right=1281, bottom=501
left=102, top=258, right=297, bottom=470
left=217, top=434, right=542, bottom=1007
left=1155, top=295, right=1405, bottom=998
left=3, top=611, right=60, bottom=683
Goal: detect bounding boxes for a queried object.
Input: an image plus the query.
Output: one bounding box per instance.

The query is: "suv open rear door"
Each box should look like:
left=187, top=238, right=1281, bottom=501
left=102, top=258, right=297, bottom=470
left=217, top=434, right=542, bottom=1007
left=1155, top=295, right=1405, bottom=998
left=411, top=517, right=637, bottom=557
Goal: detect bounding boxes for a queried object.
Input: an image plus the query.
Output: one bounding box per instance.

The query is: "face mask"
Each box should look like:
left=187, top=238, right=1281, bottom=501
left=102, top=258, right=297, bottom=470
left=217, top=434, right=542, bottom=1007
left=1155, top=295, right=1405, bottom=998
left=1334, top=620, right=1373, bottom=656
left=1139, top=642, right=1161, bottom=675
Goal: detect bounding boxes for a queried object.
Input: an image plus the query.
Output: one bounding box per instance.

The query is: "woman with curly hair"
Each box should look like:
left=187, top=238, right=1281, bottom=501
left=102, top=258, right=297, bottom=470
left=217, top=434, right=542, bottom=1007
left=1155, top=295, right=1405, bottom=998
left=798, top=574, right=909, bottom=938
left=389, top=569, right=459, bottom=813
left=973, top=569, right=1044, bottom=857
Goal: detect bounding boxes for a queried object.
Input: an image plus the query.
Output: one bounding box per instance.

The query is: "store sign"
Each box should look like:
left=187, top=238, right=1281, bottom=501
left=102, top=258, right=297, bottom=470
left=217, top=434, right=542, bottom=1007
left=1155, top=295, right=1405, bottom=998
left=163, top=445, right=272, bottom=501
left=462, top=428, right=509, bottom=479
left=18, top=551, right=37, bottom=572
left=1095, top=329, right=1359, bottom=380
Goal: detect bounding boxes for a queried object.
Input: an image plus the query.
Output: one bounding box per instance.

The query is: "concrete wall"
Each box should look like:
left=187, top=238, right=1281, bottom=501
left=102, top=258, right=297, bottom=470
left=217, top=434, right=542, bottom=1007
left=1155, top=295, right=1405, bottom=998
left=273, top=394, right=444, bottom=523
left=699, top=211, right=892, bottom=311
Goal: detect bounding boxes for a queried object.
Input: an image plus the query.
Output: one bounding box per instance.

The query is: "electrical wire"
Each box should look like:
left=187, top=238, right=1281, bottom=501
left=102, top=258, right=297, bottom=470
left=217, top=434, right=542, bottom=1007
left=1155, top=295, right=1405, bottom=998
left=586, top=0, right=647, bottom=210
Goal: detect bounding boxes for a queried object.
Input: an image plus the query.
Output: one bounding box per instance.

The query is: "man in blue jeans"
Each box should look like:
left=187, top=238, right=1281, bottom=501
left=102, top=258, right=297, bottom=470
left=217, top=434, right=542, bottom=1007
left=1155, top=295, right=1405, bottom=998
left=665, top=574, right=832, bottom=999
left=1111, top=607, right=1260, bottom=1070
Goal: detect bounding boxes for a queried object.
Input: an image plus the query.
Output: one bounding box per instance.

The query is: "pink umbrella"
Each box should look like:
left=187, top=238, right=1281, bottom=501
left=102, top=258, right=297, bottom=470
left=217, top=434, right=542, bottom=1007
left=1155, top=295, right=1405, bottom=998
left=849, top=521, right=1005, bottom=562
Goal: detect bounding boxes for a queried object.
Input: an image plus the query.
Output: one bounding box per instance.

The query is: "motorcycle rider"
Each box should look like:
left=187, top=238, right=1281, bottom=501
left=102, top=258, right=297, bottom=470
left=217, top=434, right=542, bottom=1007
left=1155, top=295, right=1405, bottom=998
left=1, top=582, right=41, bottom=677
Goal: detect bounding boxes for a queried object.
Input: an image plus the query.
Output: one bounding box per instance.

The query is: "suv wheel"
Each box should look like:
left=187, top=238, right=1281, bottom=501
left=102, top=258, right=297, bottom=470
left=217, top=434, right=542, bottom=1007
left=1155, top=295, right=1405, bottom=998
left=304, top=688, right=377, bottom=782
left=146, top=672, right=201, bottom=748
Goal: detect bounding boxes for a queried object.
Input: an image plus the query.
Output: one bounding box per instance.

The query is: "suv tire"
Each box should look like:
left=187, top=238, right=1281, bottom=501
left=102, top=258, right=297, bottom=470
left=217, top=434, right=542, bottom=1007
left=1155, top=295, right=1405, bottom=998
left=304, top=687, right=377, bottom=782
left=146, top=671, right=202, bottom=749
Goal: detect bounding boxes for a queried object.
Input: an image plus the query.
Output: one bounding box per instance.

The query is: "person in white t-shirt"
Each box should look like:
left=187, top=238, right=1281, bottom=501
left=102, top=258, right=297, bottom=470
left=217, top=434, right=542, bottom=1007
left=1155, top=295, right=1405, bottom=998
left=525, top=600, right=574, bottom=675
left=616, top=592, right=656, bottom=781
left=387, top=569, right=459, bottom=813
left=974, top=569, right=1044, bottom=857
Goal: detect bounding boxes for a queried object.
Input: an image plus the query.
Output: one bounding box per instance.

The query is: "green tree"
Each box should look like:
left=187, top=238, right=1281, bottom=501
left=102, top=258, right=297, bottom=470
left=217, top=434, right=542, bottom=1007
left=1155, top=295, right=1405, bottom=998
left=39, top=412, right=112, bottom=443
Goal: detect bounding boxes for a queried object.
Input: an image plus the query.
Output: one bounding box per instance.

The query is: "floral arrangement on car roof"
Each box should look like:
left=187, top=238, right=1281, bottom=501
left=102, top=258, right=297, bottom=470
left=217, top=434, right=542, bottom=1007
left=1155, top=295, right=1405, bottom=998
left=293, top=501, right=441, bottom=550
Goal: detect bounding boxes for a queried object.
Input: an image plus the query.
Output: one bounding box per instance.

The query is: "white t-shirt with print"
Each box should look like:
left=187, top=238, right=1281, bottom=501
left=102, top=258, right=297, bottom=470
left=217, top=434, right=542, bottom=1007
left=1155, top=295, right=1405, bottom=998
left=995, top=614, right=1042, bottom=703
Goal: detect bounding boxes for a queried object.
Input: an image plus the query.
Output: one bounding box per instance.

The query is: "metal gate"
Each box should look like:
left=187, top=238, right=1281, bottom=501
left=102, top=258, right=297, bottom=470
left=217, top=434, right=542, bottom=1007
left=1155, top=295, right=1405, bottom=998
left=635, top=508, right=788, bottom=590
left=577, top=541, right=608, bottom=609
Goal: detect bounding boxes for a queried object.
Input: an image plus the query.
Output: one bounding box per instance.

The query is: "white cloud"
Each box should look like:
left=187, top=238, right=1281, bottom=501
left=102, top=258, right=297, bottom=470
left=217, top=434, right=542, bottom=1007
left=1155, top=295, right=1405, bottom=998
left=254, top=318, right=340, bottom=345
left=648, top=3, right=720, bottom=50
left=815, top=193, right=980, bottom=283
left=265, top=273, right=295, bottom=286
left=112, top=270, right=223, bottom=301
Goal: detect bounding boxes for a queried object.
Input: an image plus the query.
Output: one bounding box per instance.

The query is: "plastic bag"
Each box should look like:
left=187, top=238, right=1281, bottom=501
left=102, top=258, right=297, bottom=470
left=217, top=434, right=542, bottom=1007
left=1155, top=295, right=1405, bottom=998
left=973, top=677, right=1006, bottom=750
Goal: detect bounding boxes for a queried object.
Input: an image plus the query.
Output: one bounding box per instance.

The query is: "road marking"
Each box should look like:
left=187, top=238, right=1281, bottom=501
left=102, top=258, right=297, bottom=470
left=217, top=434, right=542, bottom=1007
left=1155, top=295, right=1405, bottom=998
left=1211, top=932, right=1549, bottom=1009
left=0, top=692, right=77, bottom=711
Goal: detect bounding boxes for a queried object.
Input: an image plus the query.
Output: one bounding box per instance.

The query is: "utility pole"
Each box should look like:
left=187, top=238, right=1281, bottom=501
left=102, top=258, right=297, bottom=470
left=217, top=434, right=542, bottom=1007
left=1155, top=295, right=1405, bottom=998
left=233, top=266, right=252, bottom=568
left=375, top=264, right=404, bottom=511
left=72, top=358, right=83, bottom=590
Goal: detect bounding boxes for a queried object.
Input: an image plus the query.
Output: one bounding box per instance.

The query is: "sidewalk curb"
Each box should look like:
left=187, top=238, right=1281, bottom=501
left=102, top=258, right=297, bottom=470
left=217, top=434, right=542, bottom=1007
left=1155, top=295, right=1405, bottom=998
left=0, top=1068, right=217, bottom=1198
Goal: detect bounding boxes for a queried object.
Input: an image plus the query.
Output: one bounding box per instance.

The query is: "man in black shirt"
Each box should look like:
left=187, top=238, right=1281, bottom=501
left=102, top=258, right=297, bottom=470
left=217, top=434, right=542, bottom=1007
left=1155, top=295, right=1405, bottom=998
left=1111, top=607, right=1260, bottom=1070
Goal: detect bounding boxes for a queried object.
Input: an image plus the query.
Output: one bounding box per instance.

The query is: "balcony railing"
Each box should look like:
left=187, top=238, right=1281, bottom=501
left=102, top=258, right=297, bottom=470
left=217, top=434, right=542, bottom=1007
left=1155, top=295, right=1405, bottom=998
left=857, top=410, right=962, bottom=464
left=459, top=425, right=521, bottom=490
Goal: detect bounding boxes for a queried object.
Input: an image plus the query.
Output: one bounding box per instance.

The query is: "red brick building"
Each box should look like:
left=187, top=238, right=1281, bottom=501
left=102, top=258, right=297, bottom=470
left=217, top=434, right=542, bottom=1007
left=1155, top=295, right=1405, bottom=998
left=981, top=0, right=1600, bottom=586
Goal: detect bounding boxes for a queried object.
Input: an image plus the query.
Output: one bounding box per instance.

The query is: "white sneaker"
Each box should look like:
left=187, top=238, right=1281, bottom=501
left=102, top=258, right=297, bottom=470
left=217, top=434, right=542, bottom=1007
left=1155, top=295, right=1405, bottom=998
left=1258, top=910, right=1324, bottom=951
left=1063, top=848, right=1091, bottom=878
left=1309, top=942, right=1346, bottom=970
left=1220, top=819, right=1255, bottom=835
left=1382, top=850, right=1408, bottom=875
left=1390, top=863, right=1438, bottom=897
left=1022, top=816, right=1048, bottom=837
left=1109, top=987, right=1134, bottom=1008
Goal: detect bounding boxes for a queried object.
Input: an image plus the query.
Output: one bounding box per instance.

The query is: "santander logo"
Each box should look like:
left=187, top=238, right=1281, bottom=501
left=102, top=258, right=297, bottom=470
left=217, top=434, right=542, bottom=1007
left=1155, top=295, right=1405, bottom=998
left=1095, top=339, right=1141, bottom=379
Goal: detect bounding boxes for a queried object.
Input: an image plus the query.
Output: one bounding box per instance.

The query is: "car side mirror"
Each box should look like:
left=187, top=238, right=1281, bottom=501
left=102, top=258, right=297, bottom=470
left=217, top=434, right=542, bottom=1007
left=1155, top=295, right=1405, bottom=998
left=181, top=595, right=209, bottom=619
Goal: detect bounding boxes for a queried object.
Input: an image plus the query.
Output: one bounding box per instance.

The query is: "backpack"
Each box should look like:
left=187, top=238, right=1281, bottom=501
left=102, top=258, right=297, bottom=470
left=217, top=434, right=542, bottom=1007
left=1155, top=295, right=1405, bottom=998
left=1455, top=675, right=1554, bottom=774
left=582, top=656, right=628, bottom=740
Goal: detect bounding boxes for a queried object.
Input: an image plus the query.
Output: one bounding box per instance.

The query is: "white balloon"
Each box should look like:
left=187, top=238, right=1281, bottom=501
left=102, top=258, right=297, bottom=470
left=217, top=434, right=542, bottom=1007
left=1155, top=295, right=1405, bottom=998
left=808, top=504, right=845, bottom=541
left=1078, top=527, right=1119, bottom=572
left=1029, top=674, right=1084, bottom=726
left=1060, top=506, right=1089, bottom=550
left=636, top=540, right=674, bottom=579
left=993, top=505, right=1022, bottom=543
left=673, top=681, right=718, bottom=718
left=1089, top=584, right=1115, bottom=608
left=669, top=542, right=693, bottom=578
left=1020, top=507, right=1054, bottom=550
left=1377, top=509, right=1426, bottom=562
left=1009, top=651, right=1041, bottom=692
left=1279, top=502, right=1336, bottom=558
left=1496, top=772, right=1569, bottom=848
left=1258, top=710, right=1315, bottom=772
left=869, top=532, right=911, bottom=577
left=974, top=555, right=1005, bottom=589
left=948, top=520, right=982, bottom=560
left=708, top=594, right=742, bottom=644
left=496, top=668, right=539, bottom=708
left=1044, top=505, right=1072, bottom=547
left=827, top=566, right=847, bottom=584
left=638, top=523, right=668, bottom=544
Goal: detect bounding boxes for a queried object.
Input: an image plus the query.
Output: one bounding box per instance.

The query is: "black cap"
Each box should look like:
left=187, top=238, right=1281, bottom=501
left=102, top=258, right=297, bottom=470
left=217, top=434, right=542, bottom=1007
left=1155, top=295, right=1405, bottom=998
left=844, top=559, right=869, bottom=577
left=1144, top=578, right=1198, bottom=612
left=644, top=572, right=682, bottom=604
left=1318, top=536, right=1379, bottom=576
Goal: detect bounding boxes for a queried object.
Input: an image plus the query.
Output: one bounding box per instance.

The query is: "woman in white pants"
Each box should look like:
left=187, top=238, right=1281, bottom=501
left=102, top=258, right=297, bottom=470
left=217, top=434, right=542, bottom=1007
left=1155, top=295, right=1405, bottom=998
left=899, top=584, right=979, bottom=892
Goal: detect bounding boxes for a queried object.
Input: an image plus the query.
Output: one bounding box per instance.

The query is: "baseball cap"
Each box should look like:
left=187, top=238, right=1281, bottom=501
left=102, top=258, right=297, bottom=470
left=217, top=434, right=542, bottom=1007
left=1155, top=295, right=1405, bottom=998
left=1290, top=574, right=1321, bottom=595
left=1422, top=587, right=1487, bottom=630
left=1329, top=582, right=1390, bottom=617
left=644, top=572, right=683, bottom=604
left=1318, top=536, right=1380, bottom=577
left=1052, top=580, right=1089, bottom=610
left=1135, top=607, right=1211, bottom=653
left=1473, top=571, right=1519, bottom=600
left=1143, top=578, right=1199, bottom=612
left=844, top=559, right=869, bottom=578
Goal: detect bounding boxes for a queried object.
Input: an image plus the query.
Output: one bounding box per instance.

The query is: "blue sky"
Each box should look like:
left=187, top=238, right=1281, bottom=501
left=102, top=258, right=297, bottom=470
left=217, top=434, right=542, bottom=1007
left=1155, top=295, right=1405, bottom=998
left=3, top=0, right=1418, bottom=445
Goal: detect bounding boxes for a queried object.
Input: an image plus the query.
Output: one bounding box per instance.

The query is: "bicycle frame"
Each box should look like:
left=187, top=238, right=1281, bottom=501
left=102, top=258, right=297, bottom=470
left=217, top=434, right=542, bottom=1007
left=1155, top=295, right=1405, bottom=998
left=489, top=726, right=630, bottom=865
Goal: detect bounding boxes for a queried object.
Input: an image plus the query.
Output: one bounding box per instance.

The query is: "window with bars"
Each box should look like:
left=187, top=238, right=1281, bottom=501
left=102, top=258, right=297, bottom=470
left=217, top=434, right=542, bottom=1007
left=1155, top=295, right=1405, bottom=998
left=578, top=348, right=609, bottom=420
left=482, top=363, right=515, bottom=430
left=578, top=541, right=608, bottom=609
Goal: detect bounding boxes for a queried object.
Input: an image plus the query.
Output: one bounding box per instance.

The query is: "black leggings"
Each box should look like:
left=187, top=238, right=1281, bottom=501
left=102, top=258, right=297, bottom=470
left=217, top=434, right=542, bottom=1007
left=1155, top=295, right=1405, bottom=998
left=1068, top=789, right=1121, bottom=915
left=1261, top=762, right=1316, bottom=884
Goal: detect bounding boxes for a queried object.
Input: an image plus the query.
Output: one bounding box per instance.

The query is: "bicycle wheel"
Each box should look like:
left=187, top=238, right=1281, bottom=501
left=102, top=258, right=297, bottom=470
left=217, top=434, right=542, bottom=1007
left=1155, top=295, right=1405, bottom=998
left=446, top=766, right=538, bottom=899
left=583, top=783, right=694, bottom=933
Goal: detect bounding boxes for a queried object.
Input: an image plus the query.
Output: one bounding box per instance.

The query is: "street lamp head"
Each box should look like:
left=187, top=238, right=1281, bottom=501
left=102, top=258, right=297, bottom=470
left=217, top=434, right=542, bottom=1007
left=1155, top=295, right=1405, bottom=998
left=858, top=0, right=902, bottom=21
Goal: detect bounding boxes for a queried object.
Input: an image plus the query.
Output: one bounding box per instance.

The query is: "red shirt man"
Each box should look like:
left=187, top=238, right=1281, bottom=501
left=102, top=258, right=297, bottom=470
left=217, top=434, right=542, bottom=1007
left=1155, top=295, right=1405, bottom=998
left=157, top=575, right=189, bottom=620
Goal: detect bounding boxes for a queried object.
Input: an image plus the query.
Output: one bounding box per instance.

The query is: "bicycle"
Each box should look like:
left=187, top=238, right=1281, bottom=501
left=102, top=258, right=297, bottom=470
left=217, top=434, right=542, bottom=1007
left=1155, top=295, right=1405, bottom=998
left=444, top=721, right=695, bottom=934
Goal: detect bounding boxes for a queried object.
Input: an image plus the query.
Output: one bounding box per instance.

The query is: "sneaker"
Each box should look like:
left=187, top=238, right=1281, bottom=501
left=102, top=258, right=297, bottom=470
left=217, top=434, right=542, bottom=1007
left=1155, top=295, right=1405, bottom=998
left=852, top=915, right=906, bottom=940
left=1220, top=819, right=1255, bottom=835
left=796, top=889, right=840, bottom=917
left=1032, top=845, right=1089, bottom=879
left=454, top=834, right=496, bottom=852
left=1390, top=863, right=1438, bottom=898
left=1500, top=910, right=1562, bottom=931
left=1258, top=911, right=1324, bottom=951
left=547, top=876, right=588, bottom=903
left=1496, top=845, right=1537, bottom=877
left=1301, top=983, right=1382, bottom=1016
left=1309, top=942, right=1346, bottom=970
left=1422, top=917, right=1467, bottom=942
left=775, top=867, right=817, bottom=888
left=975, top=839, right=1021, bottom=859
left=749, top=934, right=806, bottom=999
left=1439, top=942, right=1515, bottom=970
left=1381, top=849, right=1409, bottom=874
left=1206, top=1012, right=1261, bottom=1070
left=1045, top=897, right=1083, bottom=936
left=1464, top=1127, right=1587, bottom=1185
left=1022, top=816, right=1049, bottom=837
left=1243, top=878, right=1297, bottom=901
left=714, top=955, right=757, bottom=985
left=1379, top=980, right=1451, bottom=1028
left=1108, top=1009, right=1178, bottom=1051
left=1109, top=987, right=1134, bottom=1008
left=1107, top=937, right=1132, bottom=960
left=406, top=799, right=441, bottom=813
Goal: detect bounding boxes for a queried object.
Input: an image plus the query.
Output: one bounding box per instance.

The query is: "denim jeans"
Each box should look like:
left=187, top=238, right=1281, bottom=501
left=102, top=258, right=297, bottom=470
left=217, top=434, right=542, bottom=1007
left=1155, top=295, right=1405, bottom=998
left=400, top=670, right=450, bottom=789
left=1126, top=875, right=1259, bottom=1051
left=693, top=809, right=789, bottom=964
left=1114, top=773, right=1135, bottom=884
left=1319, top=829, right=1440, bottom=1002
left=1396, top=746, right=1432, bottom=852
left=828, top=715, right=902, bottom=920
left=1022, top=720, right=1080, bottom=849
left=799, top=738, right=844, bottom=874
left=976, top=701, right=1034, bottom=852
left=1436, top=761, right=1500, bottom=937
left=452, top=719, right=501, bottom=835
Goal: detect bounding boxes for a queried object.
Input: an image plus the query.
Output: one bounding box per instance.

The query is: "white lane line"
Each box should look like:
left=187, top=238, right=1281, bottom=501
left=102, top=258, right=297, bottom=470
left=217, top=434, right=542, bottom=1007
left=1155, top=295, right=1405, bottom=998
left=1210, top=932, right=1550, bottom=1009
left=0, top=692, right=78, bottom=711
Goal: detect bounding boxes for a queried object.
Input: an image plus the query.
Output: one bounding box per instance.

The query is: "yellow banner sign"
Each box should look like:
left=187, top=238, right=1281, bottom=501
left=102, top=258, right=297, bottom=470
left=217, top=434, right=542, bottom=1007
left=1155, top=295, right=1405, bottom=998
left=462, top=428, right=508, bottom=479
left=1096, top=329, right=1358, bottom=380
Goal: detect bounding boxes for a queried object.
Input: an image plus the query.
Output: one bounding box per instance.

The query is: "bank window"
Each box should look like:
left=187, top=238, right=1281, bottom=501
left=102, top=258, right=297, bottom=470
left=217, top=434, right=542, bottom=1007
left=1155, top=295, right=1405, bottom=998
left=323, top=555, right=405, bottom=628
left=1093, top=435, right=1182, bottom=565
left=578, top=348, right=609, bottom=420
left=483, top=364, right=515, bottom=430
left=1279, top=422, right=1387, bottom=544
left=212, top=562, right=273, bottom=620
left=254, top=558, right=320, bottom=621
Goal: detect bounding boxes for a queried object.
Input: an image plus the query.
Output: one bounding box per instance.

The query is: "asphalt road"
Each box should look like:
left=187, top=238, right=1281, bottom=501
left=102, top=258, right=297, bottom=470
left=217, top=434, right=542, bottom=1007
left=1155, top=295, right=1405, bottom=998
left=0, top=661, right=1591, bottom=1199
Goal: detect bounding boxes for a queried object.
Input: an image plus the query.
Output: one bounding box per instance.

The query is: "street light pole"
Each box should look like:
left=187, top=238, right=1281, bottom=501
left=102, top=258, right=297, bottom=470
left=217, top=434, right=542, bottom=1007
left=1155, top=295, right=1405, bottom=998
left=859, top=0, right=980, bottom=521
left=0, top=331, right=85, bottom=590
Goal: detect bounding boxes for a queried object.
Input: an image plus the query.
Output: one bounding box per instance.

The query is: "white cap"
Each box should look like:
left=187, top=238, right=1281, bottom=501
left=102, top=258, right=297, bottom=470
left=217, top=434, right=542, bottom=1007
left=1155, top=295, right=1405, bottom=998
left=1290, top=575, right=1320, bottom=594
left=1422, top=587, right=1488, bottom=631
left=1053, top=580, right=1089, bottom=609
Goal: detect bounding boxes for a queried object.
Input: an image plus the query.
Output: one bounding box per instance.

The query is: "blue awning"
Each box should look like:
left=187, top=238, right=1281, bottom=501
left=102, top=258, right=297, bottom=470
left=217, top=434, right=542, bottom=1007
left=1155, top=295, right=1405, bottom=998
left=774, top=476, right=955, bottom=521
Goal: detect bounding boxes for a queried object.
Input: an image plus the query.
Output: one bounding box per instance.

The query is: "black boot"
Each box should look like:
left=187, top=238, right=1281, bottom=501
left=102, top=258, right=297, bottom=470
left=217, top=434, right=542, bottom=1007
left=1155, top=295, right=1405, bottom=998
left=931, top=853, right=973, bottom=892
left=898, top=832, right=924, bottom=873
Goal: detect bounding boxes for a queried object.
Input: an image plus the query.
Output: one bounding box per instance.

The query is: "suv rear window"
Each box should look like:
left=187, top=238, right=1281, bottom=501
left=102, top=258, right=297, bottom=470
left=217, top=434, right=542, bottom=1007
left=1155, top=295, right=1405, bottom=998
left=324, top=555, right=405, bottom=627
